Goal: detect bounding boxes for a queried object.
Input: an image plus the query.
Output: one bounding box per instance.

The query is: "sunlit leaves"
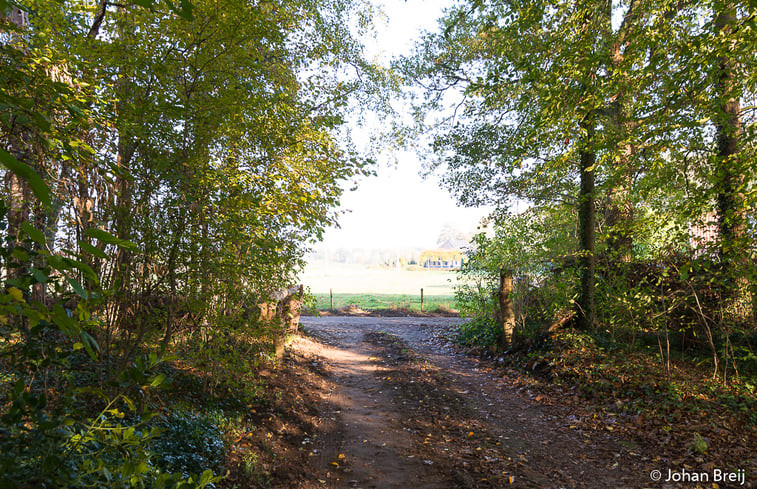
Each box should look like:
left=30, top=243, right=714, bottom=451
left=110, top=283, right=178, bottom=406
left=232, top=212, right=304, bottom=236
left=0, top=149, right=51, bottom=206
left=85, top=228, right=137, bottom=252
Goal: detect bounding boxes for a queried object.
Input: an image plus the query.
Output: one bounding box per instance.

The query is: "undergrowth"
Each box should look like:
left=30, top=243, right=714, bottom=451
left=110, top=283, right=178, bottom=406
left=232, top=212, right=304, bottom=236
left=456, top=317, right=500, bottom=347
left=455, top=322, right=757, bottom=425
left=150, top=412, right=227, bottom=482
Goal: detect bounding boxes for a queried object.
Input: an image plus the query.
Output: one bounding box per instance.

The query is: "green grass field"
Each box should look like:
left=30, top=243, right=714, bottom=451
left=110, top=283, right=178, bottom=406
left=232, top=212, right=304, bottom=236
left=298, top=263, right=460, bottom=313
left=298, top=263, right=458, bottom=295
left=308, top=292, right=457, bottom=313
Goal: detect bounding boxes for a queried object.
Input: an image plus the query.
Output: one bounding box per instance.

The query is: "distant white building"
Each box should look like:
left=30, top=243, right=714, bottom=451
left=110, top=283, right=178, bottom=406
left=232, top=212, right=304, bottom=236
left=420, top=238, right=468, bottom=270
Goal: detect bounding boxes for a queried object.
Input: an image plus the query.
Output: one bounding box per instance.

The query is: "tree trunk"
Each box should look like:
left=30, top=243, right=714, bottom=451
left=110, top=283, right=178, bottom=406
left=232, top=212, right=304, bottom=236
left=497, top=269, right=515, bottom=348
left=713, top=1, right=753, bottom=325
left=114, top=141, right=136, bottom=273
left=604, top=88, right=635, bottom=269
left=111, top=7, right=138, bottom=334
left=576, top=119, right=597, bottom=329
left=3, top=6, right=32, bottom=282
left=605, top=91, right=635, bottom=267
left=605, top=186, right=634, bottom=262
left=604, top=0, right=639, bottom=269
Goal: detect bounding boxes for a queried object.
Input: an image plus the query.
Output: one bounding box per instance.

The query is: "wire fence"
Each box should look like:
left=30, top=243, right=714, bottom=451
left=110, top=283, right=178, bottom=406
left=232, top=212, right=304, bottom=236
left=311, top=289, right=457, bottom=313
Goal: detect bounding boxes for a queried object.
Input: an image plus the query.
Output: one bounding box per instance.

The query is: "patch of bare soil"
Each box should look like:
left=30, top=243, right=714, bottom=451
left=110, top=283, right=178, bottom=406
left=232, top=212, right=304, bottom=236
left=221, top=342, right=336, bottom=489
left=293, top=322, right=449, bottom=489
left=297, top=317, right=651, bottom=489
left=225, top=330, right=448, bottom=489
left=372, top=330, right=650, bottom=488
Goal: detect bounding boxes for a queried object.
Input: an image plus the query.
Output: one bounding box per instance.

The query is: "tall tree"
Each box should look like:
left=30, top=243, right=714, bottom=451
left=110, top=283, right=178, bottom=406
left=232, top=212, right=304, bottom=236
left=643, top=0, right=755, bottom=324
left=712, top=0, right=753, bottom=323
left=401, top=0, right=632, bottom=328
left=3, top=0, right=391, bottom=370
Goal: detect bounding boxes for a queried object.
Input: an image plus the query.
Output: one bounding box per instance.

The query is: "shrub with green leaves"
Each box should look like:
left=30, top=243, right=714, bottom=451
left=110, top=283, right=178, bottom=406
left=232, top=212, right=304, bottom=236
left=456, top=317, right=501, bottom=348
left=454, top=207, right=577, bottom=349
left=150, top=412, right=226, bottom=481
left=0, top=195, right=219, bottom=489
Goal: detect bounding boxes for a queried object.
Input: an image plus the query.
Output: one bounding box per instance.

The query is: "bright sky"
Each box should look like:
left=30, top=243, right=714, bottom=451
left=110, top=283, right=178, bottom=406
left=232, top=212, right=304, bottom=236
left=315, top=0, right=491, bottom=251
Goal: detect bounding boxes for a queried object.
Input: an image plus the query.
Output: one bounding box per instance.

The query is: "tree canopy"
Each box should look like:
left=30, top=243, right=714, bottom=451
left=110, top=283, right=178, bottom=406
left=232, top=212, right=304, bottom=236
left=0, top=0, right=393, bottom=485
left=401, top=0, right=755, bottom=353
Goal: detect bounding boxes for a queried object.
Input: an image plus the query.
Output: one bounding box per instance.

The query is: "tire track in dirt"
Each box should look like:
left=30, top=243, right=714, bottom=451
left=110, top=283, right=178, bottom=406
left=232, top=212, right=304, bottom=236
left=302, top=319, right=447, bottom=489
left=301, top=316, right=649, bottom=489
left=313, top=379, right=342, bottom=489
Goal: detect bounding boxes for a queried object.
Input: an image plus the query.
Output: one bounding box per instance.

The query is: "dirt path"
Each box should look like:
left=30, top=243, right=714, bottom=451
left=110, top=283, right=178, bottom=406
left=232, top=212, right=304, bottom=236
left=295, top=317, right=449, bottom=489
left=297, top=316, right=649, bottom=489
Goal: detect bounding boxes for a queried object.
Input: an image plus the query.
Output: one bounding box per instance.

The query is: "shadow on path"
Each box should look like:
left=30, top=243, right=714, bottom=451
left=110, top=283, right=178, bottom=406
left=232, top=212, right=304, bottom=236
left=299, top=316, right=645, bottom=489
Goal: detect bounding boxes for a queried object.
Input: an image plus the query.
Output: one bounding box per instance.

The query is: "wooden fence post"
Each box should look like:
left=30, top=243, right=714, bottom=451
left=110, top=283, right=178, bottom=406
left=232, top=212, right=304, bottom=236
left=420, top=288, right=424, bottom=312
left=330, top=288, right=333, bottom=310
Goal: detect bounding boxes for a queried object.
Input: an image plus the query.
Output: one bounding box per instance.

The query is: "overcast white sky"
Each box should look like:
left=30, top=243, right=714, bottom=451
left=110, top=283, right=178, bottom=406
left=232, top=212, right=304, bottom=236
left=313, top=0, right=492, bottom=251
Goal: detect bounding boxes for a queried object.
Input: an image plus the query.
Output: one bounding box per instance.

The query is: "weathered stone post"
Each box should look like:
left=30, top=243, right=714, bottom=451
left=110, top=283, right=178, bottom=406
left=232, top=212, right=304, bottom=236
left=258, top=284, right=305, bottom=360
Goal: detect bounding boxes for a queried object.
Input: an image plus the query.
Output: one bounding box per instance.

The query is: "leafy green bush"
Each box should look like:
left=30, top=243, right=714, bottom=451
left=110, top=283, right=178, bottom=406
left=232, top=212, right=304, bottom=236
left=0, top=200, right=221, bottom=489
left=454, top=208, right=579, bottom=348
left=240, top=451, right=272, bottom=486
left=557, top=331, right=599, bottom=350
left=457, top=317, right=501, bottom=347
left=150, top=412, right=226, bottom=481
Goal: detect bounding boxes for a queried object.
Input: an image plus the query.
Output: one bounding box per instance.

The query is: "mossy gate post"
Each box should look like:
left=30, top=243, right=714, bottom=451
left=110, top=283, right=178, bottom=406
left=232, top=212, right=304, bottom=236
left=258, top=285, right=304, bottom=360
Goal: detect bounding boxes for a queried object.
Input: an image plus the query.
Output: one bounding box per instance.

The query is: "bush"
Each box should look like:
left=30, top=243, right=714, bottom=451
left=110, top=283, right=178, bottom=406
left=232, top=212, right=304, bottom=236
left=457, top=317, right=501, bottom=348
left=0, top=209, right=223, bottom=488
left=150, top=411, right=226, bottom=481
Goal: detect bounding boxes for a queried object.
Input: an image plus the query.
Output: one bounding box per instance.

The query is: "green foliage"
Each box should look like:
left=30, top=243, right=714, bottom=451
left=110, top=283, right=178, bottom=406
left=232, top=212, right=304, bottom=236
left=150, top=412, right=226, bottom=482
left=177, top=318, right=274, bottom=399
left=404, top=0, right=756, bottom=383
left=239, top=451, right=271, bottom=486
left=0, top=0, right=388, bottom=487
left=453, top=207, right=578, bottom=348
left=691, top=433, right=709, bottom=454
left=456, top=317, right=500, bottom=348
left=0, top=204, right=211, bottom=488
left=0, top=0, right=391, bottom=376
left=558, top=331, right=599, bottom=351
left=0, top=149, right=50, bottom=205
